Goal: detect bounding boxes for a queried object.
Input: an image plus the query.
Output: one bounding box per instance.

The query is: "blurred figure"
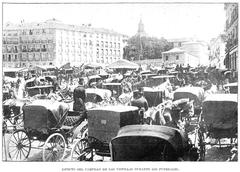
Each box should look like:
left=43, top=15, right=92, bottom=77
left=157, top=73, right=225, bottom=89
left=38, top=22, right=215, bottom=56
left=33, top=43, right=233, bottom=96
left=73, top=78, right=86, bottom=112
left=130, top=89, right=148, bottom=112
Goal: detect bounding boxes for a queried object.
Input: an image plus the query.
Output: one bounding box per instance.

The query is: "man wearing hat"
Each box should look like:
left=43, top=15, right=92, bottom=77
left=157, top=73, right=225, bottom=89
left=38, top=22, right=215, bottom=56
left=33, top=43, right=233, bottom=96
left=73, top=78, right=86, bottom=113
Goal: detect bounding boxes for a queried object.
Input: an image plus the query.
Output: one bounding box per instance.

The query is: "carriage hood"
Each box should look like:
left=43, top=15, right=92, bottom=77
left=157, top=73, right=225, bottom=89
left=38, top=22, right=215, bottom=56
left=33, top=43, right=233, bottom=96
left=23, top=99, right=69, bottom=125
left=112, top=125, right=188, bottom=152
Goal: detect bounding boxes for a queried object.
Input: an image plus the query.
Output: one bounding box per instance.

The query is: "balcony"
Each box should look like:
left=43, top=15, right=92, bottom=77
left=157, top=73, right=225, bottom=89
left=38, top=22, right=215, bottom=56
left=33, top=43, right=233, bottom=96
left=225, top=38, right=238, bottom=52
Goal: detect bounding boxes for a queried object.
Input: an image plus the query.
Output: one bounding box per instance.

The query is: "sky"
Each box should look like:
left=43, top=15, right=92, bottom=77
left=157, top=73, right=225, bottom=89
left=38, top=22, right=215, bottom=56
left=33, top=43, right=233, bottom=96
left=3, top=2, right=226, bottom=43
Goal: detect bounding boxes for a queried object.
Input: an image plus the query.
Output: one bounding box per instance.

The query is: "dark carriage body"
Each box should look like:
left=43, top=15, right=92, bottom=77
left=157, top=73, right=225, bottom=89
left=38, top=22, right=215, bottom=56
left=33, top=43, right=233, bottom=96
left=26, top=85, right=54, bottom=97
left=22, top=99, right=69, bottom=139
left=110, top=125, right=189, bottom=161
left=87, top=106, right=139, bottom=156
left=202, top=94, right=238, bottom=139
left=142, top=87, right=164, bottom=107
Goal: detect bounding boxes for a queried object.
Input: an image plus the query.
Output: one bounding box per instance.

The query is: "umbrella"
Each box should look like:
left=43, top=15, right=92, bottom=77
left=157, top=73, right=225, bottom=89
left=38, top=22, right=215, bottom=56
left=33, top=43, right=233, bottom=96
left=107, top=59, right=139, bottom=69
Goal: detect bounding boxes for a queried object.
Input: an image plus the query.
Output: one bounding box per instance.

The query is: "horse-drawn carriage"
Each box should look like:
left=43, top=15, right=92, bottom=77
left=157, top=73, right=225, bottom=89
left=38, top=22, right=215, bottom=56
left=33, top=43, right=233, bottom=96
left=7, top=99, right=87, bottom=161
left=200, top=94, right=237, bottom=145
left=70, top=105, right=140, bottom=161
left=110, top=125, right=199, bottom=161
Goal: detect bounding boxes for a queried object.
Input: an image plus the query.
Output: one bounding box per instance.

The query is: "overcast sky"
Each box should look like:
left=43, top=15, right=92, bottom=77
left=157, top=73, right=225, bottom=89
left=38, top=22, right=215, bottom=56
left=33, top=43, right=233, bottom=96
left=3, top=3, right=226, bottom=42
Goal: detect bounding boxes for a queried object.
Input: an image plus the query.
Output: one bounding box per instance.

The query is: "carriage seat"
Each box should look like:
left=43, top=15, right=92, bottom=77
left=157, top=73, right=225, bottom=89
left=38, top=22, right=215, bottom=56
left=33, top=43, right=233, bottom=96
left=62, top=110, right=87, bottom=129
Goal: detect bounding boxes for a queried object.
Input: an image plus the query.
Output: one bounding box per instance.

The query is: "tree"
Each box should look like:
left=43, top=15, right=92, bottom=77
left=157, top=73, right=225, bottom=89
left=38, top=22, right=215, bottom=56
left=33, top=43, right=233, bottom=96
left=123, top=35, right=173, bottom=61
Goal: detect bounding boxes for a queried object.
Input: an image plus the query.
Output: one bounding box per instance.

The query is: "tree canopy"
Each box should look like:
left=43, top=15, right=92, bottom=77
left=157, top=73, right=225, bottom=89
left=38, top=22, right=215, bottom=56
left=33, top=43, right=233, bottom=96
left=123, top=35, right=173, bottom=61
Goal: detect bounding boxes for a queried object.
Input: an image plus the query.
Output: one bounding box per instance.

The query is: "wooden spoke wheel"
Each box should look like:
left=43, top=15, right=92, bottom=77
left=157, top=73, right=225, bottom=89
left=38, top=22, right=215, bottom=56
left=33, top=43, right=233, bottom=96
left=8, top=130, right=31, bottom=161
left=42, top=133, right=66, bottom=162
left=71, top=138, right=93, bottom=161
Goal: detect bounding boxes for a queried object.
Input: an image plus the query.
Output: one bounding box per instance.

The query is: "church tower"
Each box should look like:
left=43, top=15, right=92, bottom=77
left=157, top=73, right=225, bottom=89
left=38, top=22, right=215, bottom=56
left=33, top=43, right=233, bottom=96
left=137, top=18, right=146, bottom=37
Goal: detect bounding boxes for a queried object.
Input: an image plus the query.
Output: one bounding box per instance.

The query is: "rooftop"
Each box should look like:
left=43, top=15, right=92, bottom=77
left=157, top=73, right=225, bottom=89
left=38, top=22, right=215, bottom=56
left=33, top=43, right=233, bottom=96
left=3, top=18, right=128, bottom=36
left=162, top=47, right=185, bottom=54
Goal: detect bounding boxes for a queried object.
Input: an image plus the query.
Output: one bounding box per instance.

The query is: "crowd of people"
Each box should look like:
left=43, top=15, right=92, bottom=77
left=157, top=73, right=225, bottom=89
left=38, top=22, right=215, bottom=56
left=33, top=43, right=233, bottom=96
left=2, top=64, right=237, bottom=110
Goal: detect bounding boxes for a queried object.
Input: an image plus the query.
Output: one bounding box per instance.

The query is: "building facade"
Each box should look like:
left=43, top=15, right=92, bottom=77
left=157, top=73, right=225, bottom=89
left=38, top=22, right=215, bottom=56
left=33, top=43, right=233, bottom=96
left=2, top=19, right=128, bottom=68
left=209, top=34, right=226, bottom=69
left=167, top=38, right=194, bottom=48
left=162, top=47, right=199, bottom=67
left=167, top=38, right=209, bottom=66
left=181, top=41, right=209, bottom=66
left=224, top=3, right=238, bottom=71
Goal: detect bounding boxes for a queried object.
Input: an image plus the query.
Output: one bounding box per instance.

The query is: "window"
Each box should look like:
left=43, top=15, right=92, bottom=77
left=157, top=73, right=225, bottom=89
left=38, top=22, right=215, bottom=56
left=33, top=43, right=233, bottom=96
left=176, top=55, right=179, bottom=60
left=166, top=56, right=169, bottom=61
left=15, top=55, right=18, bottom=61
left=89, top=40, right=93, bottom=46
left=3, top=55, right=5, bottom=61
left=8, top=55, right=11, bottom=61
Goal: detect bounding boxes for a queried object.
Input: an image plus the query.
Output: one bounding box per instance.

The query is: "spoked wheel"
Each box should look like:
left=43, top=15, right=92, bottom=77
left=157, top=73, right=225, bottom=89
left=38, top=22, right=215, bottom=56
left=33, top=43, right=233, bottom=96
left=8, top=130, right=31, bottom=161
left=42, top=133, right=66, bottom=162
left=71, top=138, right=93, bottom=161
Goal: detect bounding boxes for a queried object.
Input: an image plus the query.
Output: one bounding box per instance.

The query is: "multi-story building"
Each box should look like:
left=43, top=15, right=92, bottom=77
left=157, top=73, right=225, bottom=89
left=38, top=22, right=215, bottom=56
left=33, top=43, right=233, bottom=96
left=2, top=19, right=128, bottom=68
left=209, top=34, right=226, bottom=69
left=162, top=47, right=199, bottom=67
left=224, top=3, right=238, bottom=71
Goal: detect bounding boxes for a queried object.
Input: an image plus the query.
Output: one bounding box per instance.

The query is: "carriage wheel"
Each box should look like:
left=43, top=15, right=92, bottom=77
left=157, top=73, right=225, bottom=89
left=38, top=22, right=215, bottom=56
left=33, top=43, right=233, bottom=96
left=197, top=130, right=206, bottom=161
left=42, top=133, right=66, bottom=162
left=71, top=138, right=93, bottom=161
left=8, top=130, right=31, bottom=161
